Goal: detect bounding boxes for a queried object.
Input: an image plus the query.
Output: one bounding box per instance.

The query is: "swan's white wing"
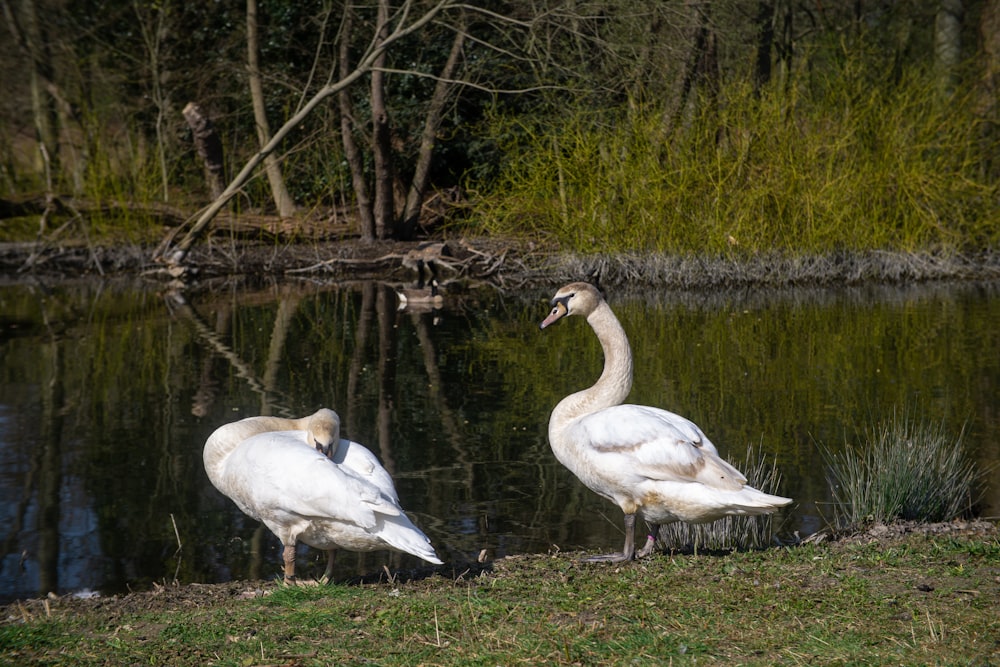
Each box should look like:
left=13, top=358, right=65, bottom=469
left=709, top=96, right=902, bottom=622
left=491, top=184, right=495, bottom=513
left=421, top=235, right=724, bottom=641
left=570, top=404, right=748, bottom=490
left=220, top=430, right=399, bottom=531
left=329, top=438, right=400, bottom=503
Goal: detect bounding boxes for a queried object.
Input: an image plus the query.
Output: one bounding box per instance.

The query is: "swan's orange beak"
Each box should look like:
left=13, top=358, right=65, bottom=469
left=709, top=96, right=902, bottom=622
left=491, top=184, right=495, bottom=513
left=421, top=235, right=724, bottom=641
left=540, top=301, right=568, bottom=329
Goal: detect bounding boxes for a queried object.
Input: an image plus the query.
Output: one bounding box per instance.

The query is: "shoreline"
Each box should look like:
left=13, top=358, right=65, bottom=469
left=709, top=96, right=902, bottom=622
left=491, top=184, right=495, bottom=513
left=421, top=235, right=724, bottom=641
left=2, top=237, right=1000, bottom=289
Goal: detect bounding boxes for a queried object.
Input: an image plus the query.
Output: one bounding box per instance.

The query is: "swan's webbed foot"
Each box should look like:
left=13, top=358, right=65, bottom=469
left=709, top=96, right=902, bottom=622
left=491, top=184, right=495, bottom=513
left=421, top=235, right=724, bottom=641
left=635, top=524, right=661, bottom=558
left=320, top=548, right=338, bottom=584
left=583, top=513, right=638, bottom=563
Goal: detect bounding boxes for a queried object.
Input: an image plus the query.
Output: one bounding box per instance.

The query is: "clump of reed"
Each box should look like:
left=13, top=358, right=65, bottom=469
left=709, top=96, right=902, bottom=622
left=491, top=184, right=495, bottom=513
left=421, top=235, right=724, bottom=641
left=822, top=413, right=980, bottom=530
left=655, top=444, right=787, bottom=552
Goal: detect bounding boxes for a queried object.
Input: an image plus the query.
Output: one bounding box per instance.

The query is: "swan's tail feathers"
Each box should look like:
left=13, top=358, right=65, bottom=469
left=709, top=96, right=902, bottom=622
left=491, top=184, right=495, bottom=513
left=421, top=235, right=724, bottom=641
left=733, top=488, right=794, bottom=515
left=380, top=514, right=444, bottom=565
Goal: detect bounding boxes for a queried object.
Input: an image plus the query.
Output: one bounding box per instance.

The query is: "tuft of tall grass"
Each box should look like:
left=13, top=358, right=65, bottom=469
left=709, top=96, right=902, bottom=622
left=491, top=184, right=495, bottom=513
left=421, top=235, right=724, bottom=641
left=470, top=62, right=998, bottom=256
left=77, top=113, right=175, bottom=242
left=655, top=444, right=787, bottom=552
left=822, top=412, right=980, bottom=530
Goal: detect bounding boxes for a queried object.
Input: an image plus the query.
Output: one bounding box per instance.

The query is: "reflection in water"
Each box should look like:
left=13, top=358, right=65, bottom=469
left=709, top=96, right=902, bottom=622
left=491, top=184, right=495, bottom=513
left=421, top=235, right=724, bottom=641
left=0, top=278, right=998, bottom=602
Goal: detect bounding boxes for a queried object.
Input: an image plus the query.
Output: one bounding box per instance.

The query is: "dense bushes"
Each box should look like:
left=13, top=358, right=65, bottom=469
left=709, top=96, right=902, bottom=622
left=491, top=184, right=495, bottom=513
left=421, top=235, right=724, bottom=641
left=470, top=66, right=998, bottom=255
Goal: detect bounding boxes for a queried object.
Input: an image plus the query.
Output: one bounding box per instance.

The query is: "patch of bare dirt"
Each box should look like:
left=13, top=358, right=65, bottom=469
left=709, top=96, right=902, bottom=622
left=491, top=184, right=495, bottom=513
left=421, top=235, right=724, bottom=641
left=804, top=518, right=998, bottom=546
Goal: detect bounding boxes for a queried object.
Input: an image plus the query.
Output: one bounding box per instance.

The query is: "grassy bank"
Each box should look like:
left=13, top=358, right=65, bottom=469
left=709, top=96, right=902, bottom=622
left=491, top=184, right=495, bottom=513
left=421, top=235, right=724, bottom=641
left=3, top=522, right=997, bottom=666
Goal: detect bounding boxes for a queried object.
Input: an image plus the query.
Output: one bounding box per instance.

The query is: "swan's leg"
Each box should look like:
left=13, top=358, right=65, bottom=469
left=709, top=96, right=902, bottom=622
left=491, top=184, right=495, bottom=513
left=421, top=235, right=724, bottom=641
left=320, top=549, right=338, bottom=583
left=282, top=544, right=297, bottom=583
left=636, top=523, right=661, bottom=558
left=583, top=513, right=636, bottom=563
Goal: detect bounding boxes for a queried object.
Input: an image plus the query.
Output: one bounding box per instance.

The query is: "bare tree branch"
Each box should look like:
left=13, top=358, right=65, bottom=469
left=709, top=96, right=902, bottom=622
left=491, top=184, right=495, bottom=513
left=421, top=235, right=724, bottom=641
left=155, top=0, right=458, bottom=265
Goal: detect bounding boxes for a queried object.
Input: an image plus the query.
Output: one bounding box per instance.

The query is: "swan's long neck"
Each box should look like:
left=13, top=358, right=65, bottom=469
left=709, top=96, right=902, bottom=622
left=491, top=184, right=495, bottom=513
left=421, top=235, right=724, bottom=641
left=203, top=414, right=317, bottom=479
left=550, top=301, right=633, bottom=432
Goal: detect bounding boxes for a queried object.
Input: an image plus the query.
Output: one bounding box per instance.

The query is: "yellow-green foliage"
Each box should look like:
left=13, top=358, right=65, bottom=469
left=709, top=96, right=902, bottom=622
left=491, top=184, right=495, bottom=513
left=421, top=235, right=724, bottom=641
left=472, top=66, right=997, bottom=255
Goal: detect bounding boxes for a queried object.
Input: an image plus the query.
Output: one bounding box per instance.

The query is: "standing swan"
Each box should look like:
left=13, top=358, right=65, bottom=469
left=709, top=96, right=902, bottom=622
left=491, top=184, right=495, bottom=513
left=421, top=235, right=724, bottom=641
left=539, top=283, right=792, bottom=562
left=203, top=408, right=442, bottom=583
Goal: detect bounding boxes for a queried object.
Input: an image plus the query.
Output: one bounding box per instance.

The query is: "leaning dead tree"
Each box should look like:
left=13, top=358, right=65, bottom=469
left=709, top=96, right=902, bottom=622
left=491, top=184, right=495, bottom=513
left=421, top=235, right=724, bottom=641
left=153, top=0, right=459, bottom=268
left=182, top=103, right=226, bottom=200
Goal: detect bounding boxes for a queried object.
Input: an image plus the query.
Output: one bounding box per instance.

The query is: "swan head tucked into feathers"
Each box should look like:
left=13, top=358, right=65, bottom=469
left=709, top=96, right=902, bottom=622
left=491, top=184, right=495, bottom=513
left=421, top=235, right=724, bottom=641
left=539, top=282, right=603, bottom=329
left=306, top=408, right=341, bottom=457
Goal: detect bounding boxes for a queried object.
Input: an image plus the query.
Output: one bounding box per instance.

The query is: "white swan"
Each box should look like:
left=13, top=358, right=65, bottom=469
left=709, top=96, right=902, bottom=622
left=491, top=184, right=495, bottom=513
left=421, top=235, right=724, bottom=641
left=539, top=282, right=792, bottom=562
left=203, top=408, right=442, bottom=582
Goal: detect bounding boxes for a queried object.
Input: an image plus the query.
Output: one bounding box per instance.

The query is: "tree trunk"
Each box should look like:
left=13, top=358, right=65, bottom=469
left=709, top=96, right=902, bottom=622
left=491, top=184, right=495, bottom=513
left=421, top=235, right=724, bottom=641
left=182, top=102, right=226, bottom=200
left=935, top=0, right=965, bottom=96
left=401, top=16, right=465, bottom=238
left=753, top=1, right=774, bottom=95
left=10, top=0, right=60, bottom=183
left=977, top=0, right=1000, bottom=184
left=664, top=2, right=719, bottom=136
left=371, top=0, right=395, bottom=240
left=247, top=0, right=297, bottom=217
left=339, top=5, right=375, bottom=242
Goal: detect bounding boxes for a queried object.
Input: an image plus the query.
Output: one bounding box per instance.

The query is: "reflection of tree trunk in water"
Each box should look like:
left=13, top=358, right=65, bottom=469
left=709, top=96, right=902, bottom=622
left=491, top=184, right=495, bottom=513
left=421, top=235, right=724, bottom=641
left=374, top=286, right=401, bottom=570
left=190, top=301, right=230, bottom=418
left=37, top=339, right=64, bottom=596
left=177, top=290, right=300, bottom=580
left=375, top=286, right=398, bottom=474
left=346, top=282, right=376, bottom=439
left=407, top=309, right=492, bottom=556
left=248, top=523, right=267, bottom=581
left=260, top=293, right=301, bottom=417
left=408, top=311, right=474, bottom=532
left=251, top=292, right=303, bottom=578
left=155, top=327, right=182, bottom=582
left=171, top=293, right=287, bottom=411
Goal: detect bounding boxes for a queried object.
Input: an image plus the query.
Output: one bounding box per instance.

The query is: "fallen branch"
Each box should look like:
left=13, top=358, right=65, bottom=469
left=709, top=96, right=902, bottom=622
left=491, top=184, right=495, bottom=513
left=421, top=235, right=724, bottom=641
left=285, top=253, right=405, bottom=274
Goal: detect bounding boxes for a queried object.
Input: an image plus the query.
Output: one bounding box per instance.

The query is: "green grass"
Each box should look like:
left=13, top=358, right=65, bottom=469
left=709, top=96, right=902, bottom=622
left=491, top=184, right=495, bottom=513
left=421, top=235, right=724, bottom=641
left=3, top=528, right=998, bottom=665
left=822, top=412, right=982, bottom=529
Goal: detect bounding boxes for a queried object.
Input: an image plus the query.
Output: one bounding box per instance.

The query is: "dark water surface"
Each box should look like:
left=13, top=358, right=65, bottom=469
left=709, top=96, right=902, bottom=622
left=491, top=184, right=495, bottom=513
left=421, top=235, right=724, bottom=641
left=1, top=277, right=998, bottom=602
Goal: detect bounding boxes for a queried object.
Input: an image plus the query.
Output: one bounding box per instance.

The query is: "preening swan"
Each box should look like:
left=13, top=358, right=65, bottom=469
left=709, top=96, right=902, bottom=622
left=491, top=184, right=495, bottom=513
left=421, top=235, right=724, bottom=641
left=539, top=283, right=792, bottom=562
left=203, top=408, right=442, bottom=582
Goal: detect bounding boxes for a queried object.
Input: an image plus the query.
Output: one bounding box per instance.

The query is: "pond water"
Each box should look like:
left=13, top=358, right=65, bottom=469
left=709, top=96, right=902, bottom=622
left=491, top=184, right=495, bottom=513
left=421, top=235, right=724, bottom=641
left=1, top=276, right=998, bottom=602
